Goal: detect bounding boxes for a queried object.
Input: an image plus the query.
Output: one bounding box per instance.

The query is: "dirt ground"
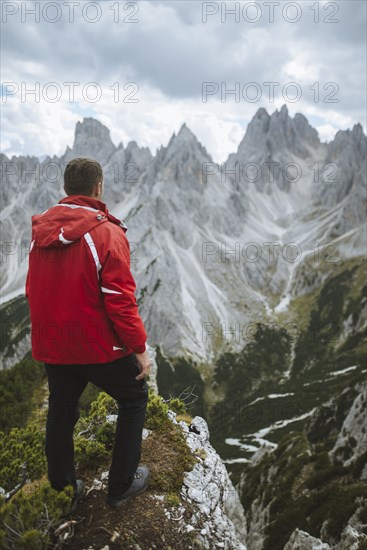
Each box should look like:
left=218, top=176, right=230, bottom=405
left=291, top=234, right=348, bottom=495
left=60, top=428, right=200, bottom=550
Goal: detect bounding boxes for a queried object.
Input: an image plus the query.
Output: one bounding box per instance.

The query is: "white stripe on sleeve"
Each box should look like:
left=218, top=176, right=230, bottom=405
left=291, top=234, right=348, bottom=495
left=84, top=232, right=101, bottom=276
left=101, top=286, right=123, bottom=295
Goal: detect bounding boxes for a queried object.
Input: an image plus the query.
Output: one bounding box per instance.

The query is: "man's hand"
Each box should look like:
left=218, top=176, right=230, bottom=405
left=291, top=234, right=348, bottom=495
left=135, top=350, right=151, bottom=380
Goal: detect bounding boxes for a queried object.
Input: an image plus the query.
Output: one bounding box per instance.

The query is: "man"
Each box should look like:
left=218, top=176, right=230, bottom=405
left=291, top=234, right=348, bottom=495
left=25, top=157, right=151, bottom=511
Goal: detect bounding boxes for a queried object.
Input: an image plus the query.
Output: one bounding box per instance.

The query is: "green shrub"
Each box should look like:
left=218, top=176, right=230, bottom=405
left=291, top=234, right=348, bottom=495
left=0, top=481, right=73, bottom=550
left=0, top=357, right=46, bottom=431
left=74, top=438, right=108, bottom=468
left=145, top=390, right=170, bottom=430
left=88, top=391, right=118, bottom=420
left=75, top=391, right=117, bottom=450
left=166, top=397, right=187, bottom=415
left=0, top=425, right=46, bottom=491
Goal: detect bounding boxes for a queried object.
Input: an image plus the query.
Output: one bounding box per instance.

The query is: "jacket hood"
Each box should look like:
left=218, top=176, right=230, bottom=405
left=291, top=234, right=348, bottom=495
left=31, top=195, right=128, bottom=248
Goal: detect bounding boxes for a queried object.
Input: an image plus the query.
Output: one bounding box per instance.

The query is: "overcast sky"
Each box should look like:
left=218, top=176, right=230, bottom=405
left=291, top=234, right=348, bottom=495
left=1, top=0, right=366, bottom=162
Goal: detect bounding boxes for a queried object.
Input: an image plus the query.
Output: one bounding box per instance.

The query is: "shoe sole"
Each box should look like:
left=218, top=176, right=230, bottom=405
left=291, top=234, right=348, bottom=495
left=106, top=478, right=149, bottom=508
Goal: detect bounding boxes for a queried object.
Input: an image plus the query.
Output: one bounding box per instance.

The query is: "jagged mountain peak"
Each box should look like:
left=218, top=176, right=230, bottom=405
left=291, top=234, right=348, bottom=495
left=74, top=117, right=112, bottom=143
left=177, top=122, right=196, bottom=139
left=236, top=107, right=271, bottom=154
left=167, top=122, right=201, bottom=148
left=315, top=118, right=366, bottom=226
left=269, top=104, right=320, bottom=150
left=253, top=106, right=271, bottom=119
left=126, top=139, right=138, bottom=151
left=333, top=121, right=366, bottom=139
left=68, top=117, right=116, bottom=164
left=125, top=140, right=152, bottom=158
left=352, top=122, right=365, bottom=137
left=327, top=121, right=367, bottom=155
left=115, top=140, right=139, bottom=153
left=255, top=103, right=290, bottom=125
left=234, top=104, right=320, bottom=161
left=160, top=123, right=212, bottom=165
left=276, top=103, right=289, bottom=117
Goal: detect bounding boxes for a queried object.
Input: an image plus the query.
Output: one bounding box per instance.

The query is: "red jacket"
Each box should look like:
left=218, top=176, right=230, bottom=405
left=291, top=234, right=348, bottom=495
left=25, top=195, right=147, bottom=364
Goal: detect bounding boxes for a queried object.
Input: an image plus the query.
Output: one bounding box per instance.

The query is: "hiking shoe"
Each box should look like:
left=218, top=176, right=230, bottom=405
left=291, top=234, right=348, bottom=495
left=70, top=479, right=86, bottom=513
left=106, top=466, right=150, bottom=508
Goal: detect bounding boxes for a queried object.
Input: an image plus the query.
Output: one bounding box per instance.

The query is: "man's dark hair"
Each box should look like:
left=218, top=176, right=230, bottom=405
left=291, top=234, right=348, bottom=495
left=64, top=157, right=103, bottom=196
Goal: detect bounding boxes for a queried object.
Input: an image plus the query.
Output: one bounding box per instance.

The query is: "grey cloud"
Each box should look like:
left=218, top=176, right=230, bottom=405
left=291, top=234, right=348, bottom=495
left=1, top=0, right=365, bottom=157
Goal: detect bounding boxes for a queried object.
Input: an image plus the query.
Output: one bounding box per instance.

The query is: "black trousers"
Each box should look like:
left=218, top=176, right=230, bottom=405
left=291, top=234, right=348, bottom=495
left=44, top=352, right=148, bottom=498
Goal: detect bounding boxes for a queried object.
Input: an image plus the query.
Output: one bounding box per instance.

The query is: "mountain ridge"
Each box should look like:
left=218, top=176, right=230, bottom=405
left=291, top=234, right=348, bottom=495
left=0, top=106, right=366, bottom=363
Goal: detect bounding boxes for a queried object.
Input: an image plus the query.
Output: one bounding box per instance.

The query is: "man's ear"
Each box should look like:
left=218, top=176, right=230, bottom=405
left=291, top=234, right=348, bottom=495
left=92, top=182, right=100, bottom=197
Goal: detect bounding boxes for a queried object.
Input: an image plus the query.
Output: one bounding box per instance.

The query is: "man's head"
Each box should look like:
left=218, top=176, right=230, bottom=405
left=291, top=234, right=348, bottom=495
left=64, top=157, right=103, bottom=199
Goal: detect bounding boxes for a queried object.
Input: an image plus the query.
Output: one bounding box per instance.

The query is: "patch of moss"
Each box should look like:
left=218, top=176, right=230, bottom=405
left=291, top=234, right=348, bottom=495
left=195, top=448, right=207, bottom=461
left=175, top=413, right=193, bottom=424
left=165, top=493, right=181, bottom=507
left=145, top=422, right=197, bottom=495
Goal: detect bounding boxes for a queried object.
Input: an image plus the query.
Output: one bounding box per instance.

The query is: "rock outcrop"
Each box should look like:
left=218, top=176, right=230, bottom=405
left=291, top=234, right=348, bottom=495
left=330, top=382, right=367, bottom=471
left=173, top=413, right=246, bottom=549
left=284, top=529, right=331, bottom=549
